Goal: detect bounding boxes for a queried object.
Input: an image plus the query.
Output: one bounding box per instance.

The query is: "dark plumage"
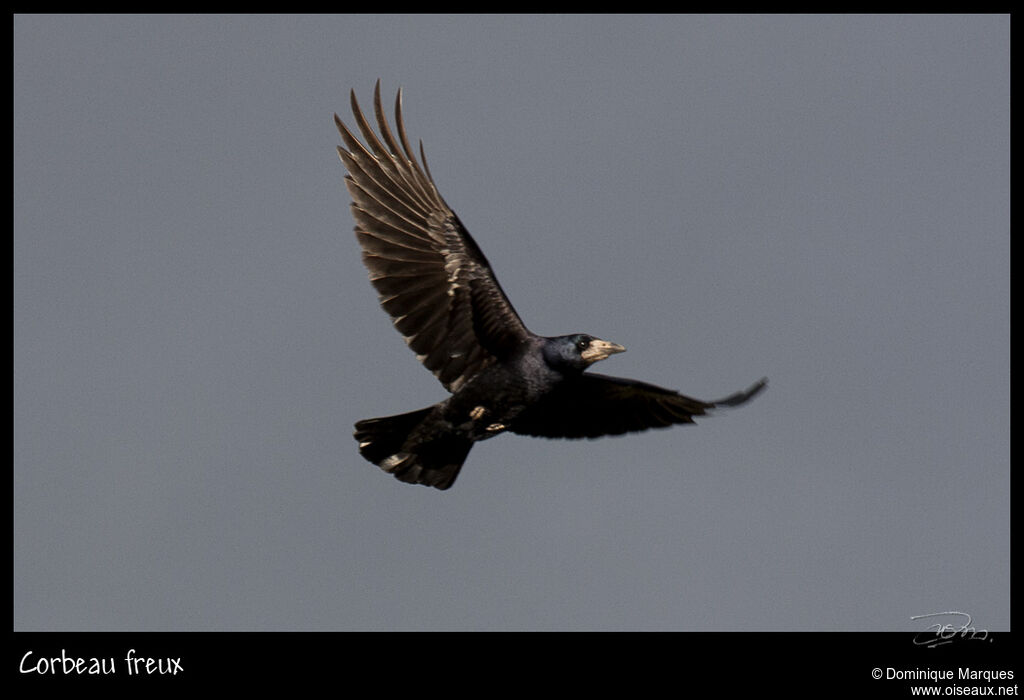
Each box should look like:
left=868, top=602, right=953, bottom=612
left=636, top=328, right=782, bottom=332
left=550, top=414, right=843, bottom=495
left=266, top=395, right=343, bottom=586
left=336, top=82, right=766, bottom=490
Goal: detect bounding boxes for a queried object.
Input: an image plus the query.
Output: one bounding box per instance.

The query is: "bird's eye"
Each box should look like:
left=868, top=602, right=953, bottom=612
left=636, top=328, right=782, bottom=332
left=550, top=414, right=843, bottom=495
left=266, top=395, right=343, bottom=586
left=577, top=338, right=589, bottom=350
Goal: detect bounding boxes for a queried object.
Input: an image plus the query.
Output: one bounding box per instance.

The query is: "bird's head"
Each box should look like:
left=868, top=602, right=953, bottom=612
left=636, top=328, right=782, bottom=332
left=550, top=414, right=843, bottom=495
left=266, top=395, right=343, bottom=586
left=543, top=334, right=626, bottom=373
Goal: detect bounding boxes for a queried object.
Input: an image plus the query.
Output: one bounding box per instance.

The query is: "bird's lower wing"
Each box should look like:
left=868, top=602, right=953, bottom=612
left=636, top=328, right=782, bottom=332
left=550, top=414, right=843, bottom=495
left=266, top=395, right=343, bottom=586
left=509, top=373, right=766, bottom=439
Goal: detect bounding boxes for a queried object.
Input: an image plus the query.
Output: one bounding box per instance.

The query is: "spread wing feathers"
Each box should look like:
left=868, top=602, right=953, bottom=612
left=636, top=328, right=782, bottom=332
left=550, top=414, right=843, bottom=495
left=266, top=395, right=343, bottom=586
left=335, top=81, right=530, bottom=393
left=510, top=375, right=768, bottom=439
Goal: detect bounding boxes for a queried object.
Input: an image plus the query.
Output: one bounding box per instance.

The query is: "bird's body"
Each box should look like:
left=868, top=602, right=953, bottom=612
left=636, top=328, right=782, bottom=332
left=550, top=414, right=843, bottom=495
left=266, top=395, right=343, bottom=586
left=353, top=335, right=593, bottom=489
left=337, top=82, right=766, bottom=490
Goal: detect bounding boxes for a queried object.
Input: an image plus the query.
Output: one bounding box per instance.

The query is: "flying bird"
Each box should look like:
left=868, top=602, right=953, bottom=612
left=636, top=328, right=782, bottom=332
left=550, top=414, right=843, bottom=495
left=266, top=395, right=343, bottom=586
left=336, top=82, right=766, bottom=490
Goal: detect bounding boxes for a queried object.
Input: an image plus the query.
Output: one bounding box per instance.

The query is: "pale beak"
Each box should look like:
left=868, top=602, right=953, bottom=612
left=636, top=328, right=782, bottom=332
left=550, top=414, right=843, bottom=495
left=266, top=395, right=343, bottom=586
left=580, top=339, right=627, bottom=364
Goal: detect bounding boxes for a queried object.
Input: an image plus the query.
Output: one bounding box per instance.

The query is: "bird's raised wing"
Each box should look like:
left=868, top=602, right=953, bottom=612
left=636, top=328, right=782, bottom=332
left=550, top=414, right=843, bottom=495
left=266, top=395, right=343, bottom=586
left=336, top=82, right=531, bottom=393
left=510, top=374, right=767, bottom=439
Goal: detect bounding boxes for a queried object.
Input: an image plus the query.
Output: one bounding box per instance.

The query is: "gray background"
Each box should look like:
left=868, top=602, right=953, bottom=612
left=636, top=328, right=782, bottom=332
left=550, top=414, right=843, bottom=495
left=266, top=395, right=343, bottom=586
left=14, top=14, right=1009, bottom=631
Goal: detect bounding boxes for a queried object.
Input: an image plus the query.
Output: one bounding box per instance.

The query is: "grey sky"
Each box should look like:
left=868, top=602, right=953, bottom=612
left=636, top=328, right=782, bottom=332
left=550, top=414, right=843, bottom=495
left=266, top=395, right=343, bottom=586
left=14, top=14, right=1009, bottom=631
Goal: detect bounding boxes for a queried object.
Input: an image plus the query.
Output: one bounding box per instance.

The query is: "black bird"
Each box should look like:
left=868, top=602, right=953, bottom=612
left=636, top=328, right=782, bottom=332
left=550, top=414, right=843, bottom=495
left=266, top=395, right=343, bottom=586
left=336, top=82, right=766, bottom=490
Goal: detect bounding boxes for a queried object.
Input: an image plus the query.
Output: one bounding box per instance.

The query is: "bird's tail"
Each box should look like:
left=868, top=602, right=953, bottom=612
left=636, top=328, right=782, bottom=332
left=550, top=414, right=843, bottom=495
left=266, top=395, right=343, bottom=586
left=354, top=407, right=473, bottom=490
